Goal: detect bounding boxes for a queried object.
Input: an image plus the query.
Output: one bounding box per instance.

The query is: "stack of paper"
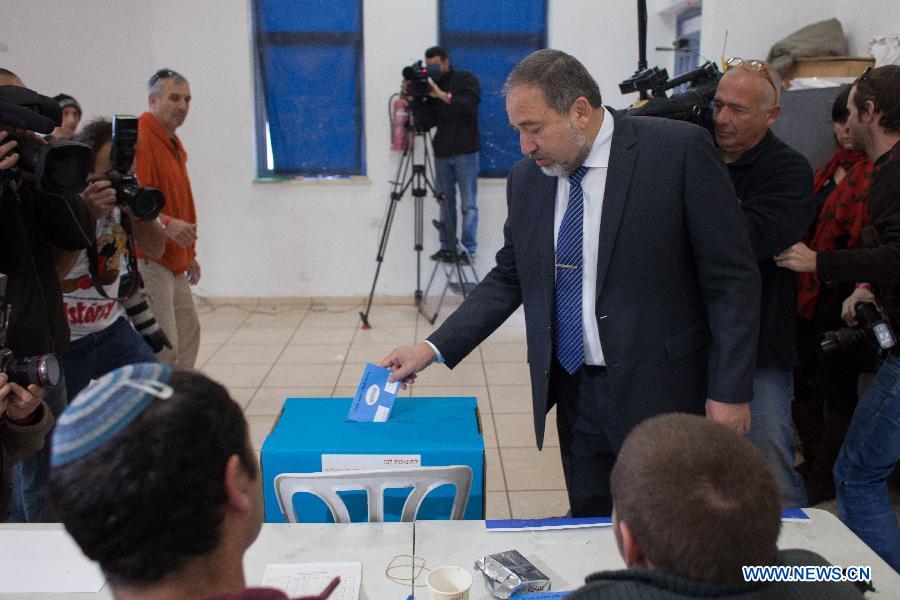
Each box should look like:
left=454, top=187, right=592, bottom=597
left=262, top=561, right=362, bottom=599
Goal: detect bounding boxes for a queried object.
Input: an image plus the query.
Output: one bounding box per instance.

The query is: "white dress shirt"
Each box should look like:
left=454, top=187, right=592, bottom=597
left=553, top=107, right=615, bottom=366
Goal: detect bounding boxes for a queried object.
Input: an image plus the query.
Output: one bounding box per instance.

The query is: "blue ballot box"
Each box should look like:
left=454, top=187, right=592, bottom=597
left=262, top=396, right=485, bottom=523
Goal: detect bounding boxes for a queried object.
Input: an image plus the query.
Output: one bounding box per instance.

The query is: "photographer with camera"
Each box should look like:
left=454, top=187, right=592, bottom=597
left=59, top=117, right=166, bottom=399
left=776, top=65, right=900, bottom=571
left=406, top=47, right=481, bottom=263
left=0, top=372, right=53, bottom=521
left=133, top=68, right=201, bottom=368
left=0, top=68, right=94, bottom=522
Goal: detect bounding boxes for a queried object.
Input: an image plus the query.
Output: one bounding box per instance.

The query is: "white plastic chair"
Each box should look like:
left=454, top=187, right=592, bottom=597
left=274, top=465, right=473, bottom=523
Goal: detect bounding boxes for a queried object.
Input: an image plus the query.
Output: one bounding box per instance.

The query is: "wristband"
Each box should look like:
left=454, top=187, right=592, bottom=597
left=855, top=283, right=873, bottom=290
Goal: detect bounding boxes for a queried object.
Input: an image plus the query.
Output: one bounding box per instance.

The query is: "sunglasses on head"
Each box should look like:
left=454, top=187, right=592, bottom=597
left=725, top=57, right=778, bottom=97
left=148, top=68, right=178, bottom=88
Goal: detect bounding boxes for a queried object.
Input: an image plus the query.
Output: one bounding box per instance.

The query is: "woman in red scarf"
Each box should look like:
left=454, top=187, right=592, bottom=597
left=794, top=87, right=874, bottom=505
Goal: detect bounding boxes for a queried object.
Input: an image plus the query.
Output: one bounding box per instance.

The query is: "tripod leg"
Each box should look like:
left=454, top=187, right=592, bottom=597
left=360, top=193, right=402, bottom=328
left=414, top=195, right=424, bottom=306
left=360, top=141, right=416, bottom=328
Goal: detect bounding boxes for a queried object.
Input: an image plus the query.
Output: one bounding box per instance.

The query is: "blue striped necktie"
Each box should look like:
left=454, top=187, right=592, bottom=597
left=555, top=165, right=589, bottom=375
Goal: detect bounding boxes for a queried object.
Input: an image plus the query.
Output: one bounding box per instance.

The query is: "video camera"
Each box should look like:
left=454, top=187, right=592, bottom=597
left=0, top=274, right=61, bottom=387
left=107, top=115, right=164, bottom=220
left=0, top=85, right=90, bottom=195
left=621, top=62, right=722, bottom=130
left=821, top=301, right=897, bottom=358
left=402, top=60, right=441, bottom=98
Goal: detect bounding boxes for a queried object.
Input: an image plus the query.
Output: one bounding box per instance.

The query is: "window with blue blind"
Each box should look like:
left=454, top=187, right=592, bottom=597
left=673, top=6, right=702, bottom=95
left=439, top=0, right=547, bottom=178
left=252, top=0, right=365, bottom=178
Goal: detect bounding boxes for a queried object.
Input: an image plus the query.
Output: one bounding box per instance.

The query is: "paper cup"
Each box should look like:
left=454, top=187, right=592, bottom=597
left=426, top=565, right=473, bottom=600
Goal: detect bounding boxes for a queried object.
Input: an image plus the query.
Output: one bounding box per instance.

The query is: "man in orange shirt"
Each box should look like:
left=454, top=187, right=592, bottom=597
left=134, top=68, right=201, bottom=367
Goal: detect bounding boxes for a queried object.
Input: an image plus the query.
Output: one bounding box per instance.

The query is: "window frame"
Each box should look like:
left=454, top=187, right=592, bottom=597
left=251, top=0, right=366, bottom=179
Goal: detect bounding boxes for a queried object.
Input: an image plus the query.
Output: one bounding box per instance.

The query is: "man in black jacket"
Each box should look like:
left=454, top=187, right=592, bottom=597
left=0, top=69, right=94, bottom=521
left=714, top=59, right=814, bottom=508
left=777, top=65, right=900, bottom=572
left=412, top=46, right=481, bottom=263
left=568, top=414, right=864, bottom=600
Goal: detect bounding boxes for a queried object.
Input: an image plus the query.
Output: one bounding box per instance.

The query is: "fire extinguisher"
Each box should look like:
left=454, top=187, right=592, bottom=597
left=390, top=94, right=409, bottom=151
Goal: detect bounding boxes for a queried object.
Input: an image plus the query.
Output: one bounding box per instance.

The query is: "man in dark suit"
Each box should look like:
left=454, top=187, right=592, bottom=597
left=381, top=49, right=760, bottom=517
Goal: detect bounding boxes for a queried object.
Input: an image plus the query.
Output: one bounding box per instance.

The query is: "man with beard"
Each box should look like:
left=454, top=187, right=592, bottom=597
left=777, top=64, right=900, bottom=571
left=381, top=49, right=760, bottom=517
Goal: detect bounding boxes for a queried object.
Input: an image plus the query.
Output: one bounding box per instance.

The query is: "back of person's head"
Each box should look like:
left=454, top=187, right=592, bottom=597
left=832, top=86, right=852, bottom=123
left=425, top=46, right=448, bottom=60
left=611, top=413, right=781, bottom=584
left=50, top=364, right=259, bottom=588
left=853, top=65, right=900, bottom=134
left=503, top=49, right=603, bottom=113
left=0, top=67, right=22, bottom=86
left=75, top=117, right=111, bottom=168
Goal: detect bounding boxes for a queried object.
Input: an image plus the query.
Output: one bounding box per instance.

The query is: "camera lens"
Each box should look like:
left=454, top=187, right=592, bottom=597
left=3, top=353, right=61, bottom=387
left=131, top=188, right=165, bottom=220
left=18, top=138, right=91, bottom=195
left=35, top=354, right=61, bottom=387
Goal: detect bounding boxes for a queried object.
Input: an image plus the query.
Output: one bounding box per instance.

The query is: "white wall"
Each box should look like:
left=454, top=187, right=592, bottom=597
left=1, top=1, right=892, bottom=299
left=834, top=0, right=900, bottom=56
left=700, top=0, right=900, bottom=62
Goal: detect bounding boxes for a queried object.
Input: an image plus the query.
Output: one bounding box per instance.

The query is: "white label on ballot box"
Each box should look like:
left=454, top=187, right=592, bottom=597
left=322, top=454, right=422, bottom=472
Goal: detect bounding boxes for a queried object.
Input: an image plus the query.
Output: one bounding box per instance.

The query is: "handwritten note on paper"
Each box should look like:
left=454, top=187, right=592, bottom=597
left=262, top=562, right=362, bottom=600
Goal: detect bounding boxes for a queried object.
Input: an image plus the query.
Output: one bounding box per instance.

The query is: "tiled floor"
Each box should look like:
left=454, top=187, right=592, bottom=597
left=195, top=298, right=898, bottom=521
left=195, top=299, right=561, bottom=520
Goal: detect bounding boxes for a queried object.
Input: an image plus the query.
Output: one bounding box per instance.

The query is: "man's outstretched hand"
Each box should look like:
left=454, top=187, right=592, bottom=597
left=380, top=343, right=437, bottom=389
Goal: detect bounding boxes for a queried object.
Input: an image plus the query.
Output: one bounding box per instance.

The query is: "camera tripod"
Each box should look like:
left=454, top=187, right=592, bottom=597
left=359, top=123, right=478, bottom=328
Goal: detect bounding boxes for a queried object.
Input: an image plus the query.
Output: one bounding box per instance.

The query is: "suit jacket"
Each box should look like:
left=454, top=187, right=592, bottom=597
left=428, top=109, right=760, bottom=448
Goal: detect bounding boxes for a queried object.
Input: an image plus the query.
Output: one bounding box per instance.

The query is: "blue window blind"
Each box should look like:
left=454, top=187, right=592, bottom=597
left=439, top=0, right=547, bottom=178
left=253, top=0, right=365, bottom=177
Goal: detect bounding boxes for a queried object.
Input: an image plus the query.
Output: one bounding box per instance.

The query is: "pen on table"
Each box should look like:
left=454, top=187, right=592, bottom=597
left=297, top=576, right=340, bottom=600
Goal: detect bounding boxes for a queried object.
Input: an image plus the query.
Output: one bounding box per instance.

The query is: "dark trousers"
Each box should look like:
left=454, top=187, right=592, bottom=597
left=550, top=361, right=616, bottom=517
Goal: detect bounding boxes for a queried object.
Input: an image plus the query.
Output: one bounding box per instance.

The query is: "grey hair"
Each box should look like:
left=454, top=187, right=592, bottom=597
left=502, top=49, right=603, bottom=114
left=148, top=71, right=188, bottom=97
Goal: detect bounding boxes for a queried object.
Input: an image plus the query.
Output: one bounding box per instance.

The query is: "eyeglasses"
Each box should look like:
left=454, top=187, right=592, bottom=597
left=725, top=57, right=778, bottom=97
left=148, top=68, right=178, bottom=88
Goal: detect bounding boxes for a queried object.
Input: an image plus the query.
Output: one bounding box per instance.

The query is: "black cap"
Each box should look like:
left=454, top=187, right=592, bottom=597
left=54, top=93, right=82, bottom=117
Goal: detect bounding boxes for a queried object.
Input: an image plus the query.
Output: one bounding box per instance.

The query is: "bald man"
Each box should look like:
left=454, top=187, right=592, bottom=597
left=713, top=60, right=814, bottom=508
